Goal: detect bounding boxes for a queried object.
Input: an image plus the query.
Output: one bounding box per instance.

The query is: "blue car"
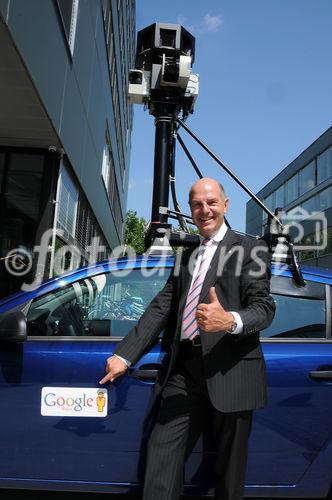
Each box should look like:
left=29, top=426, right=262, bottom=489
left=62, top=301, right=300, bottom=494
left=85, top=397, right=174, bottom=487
left=0, top=254, right=332, bottom=498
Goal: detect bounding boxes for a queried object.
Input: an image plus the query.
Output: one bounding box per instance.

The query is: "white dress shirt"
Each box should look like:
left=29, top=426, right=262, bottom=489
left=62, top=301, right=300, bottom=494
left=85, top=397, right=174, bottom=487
left=187, top=223, right=243, bottom=336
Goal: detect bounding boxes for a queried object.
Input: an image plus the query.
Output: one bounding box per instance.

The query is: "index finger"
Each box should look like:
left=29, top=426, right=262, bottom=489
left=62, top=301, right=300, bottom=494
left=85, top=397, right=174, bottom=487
left=99, top=372, right=114, bottom=385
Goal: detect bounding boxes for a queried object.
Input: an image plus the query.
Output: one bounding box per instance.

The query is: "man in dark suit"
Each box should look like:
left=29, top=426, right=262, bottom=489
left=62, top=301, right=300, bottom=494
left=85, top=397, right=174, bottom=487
left=100, top=178, right=275, bottom=500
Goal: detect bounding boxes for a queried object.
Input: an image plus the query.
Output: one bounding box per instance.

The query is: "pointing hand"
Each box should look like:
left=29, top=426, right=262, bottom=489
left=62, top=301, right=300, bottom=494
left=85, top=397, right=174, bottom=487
left=99, top=355, right=128, bottom=384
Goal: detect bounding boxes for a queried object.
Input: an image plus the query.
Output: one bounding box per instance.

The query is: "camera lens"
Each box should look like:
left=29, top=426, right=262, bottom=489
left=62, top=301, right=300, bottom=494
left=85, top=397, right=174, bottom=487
left=160, top=29, right=176, bottom=48
left=163, top=61, right=179, bottom=83
left=129, top=71, right=143, bottom=85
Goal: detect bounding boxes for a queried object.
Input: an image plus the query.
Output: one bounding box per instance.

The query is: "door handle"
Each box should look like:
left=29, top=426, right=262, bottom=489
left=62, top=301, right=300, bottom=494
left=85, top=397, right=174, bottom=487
left=129, top=364, right=160, bottom=381
left=309, top=370, right=332, bottom=381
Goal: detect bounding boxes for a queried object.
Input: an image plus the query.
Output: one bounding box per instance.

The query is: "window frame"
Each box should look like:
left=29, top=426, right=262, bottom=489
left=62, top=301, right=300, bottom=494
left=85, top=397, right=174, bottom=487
left=261, top=276, right=329, bottom=342
left=56, top=0, right=79, bottom=55
left=56, top=162, right=79, bottom=238
left=285, top=173, right=299, bottom=205
left=25, top=265, right=172, bottom=341
left=317, top=145, right=332, bottom=185
left=299, top=160, right=316, bottom=196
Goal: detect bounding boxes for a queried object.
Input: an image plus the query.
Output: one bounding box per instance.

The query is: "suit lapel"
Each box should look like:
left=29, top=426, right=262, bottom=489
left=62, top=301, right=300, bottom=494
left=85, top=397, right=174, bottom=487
left=199, top=229, right=240, bottom=302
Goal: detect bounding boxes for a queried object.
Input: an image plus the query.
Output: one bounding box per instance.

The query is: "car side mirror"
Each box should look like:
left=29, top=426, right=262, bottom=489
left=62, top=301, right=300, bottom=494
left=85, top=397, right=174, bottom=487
left=0, top=311, right=27, bottom=343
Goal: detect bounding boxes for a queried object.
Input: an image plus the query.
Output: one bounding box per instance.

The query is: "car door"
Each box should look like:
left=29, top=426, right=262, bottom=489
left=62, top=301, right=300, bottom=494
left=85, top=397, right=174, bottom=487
left=182, top=272, right=332, bottom=499
left=0, top=261, right=171, bottom=492
left=246, top=273, right=332, bottom=498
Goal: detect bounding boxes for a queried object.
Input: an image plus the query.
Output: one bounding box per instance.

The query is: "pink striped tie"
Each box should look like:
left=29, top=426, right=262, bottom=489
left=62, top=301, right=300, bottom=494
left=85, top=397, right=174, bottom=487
left=181, top=238, right=214, bottom=340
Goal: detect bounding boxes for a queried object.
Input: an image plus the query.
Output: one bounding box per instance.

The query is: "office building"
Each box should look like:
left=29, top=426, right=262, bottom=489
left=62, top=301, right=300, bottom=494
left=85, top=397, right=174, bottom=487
left=0, top=0, right=136, bottom=297
left=246, top=127, right=332, bottom=268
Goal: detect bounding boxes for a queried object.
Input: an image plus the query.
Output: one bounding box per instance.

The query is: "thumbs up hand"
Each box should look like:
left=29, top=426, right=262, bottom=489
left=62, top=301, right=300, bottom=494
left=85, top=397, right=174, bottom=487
left=208, top=287, right=219, bottom=304
left=196, top=287, right=235, bottom=333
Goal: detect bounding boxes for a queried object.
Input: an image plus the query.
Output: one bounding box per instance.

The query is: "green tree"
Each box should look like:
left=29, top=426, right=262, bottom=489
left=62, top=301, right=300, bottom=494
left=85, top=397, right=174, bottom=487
left=124, top=210, right=146, bottom=254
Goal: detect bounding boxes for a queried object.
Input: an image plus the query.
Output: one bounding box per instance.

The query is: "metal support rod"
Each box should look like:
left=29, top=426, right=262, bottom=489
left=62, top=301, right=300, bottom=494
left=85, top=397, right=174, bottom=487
left=159, top=206, right=193, bottom=223
left=177, top=118, right=283, bottom=229
left=177, top=133, right=203, bottom=179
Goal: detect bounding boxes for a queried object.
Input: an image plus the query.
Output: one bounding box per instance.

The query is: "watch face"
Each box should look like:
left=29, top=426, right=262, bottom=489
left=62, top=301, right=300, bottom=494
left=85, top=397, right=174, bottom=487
left=225, top=321, right=237, bottom=333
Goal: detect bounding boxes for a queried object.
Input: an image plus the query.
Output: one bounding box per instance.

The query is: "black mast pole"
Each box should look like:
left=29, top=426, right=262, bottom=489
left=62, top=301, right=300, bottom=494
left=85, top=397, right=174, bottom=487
left=151, top=115, right=173, bottom=223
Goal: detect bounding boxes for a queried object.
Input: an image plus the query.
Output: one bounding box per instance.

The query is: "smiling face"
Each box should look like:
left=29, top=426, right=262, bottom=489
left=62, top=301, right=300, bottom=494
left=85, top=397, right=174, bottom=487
left=189, top=179, right=229, bottom=238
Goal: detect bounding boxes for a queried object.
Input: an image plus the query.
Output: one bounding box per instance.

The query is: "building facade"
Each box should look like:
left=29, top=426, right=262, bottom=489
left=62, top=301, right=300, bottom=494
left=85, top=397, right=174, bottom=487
left=246, top=127, right=332, bottom=268
left=0, top=0, right=136, bottom=298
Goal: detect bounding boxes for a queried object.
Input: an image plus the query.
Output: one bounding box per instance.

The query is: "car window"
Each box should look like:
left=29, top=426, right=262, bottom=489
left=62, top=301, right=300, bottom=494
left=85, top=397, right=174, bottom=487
left=261, top=293, right=326, bottom=339
left=26, top=267, right=171, bottom=337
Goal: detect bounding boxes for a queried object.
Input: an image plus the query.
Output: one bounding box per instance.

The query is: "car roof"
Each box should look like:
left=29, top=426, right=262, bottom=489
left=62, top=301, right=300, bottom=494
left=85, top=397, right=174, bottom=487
left=271, top=261, right=332, bottom=284
left=0, top=254, right=331, bottom=311
left=0, top=255, right=174, bottom=310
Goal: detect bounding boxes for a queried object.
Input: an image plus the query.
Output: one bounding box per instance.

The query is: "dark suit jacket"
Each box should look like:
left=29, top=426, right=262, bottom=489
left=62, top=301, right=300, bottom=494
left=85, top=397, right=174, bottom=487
left=116, top=229, right=276, bottom=412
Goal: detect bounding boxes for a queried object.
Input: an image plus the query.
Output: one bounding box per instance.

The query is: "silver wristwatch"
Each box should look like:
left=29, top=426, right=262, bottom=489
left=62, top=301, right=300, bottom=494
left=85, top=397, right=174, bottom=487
left=226, top=320, right=237, bottom=333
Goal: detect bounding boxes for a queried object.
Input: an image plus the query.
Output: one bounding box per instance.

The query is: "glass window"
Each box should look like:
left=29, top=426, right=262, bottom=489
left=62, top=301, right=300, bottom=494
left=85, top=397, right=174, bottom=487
left=318, top=227, right=332, bottom=256
left=101, top=146, right=110, bottom=191
left=319, top=185, right=332, bottom=211
left=264, top=193, right=274, bottom=211
left=0, top=151, right=47, bottom=298
left=56, top=0, right=79, bottom=54
left=261, top=293, right=325, bottom=338
left=5, top=153, right=44, bottom=223
left=285, top=205, right=301, bottom=225
left=100, top=127, right=123, bottom=233
left=263, top=193, right=274, bottom=222
left=102, top=0, right=114, bottom=59
left=102, top=0, right=111, bottom=42
left=27, top=268, right=171, bottom=337
left=274, top=185, right=284, bottom=210
left=299, top=161, right=315, bottom=195
left=52, top=236, right=81, bottom=275
left=298, top=232, right=316, bottom=261
left=57, top=0, right=73, bottom=38
left=317, top=146, right=332, bottom=184
left=101, top=126, right=115, bottom=200
left=301, top=195, right=318, bottom=214
left=285, top=174, right=299, bottom=205
left=57, top=165, right=78, bottom=237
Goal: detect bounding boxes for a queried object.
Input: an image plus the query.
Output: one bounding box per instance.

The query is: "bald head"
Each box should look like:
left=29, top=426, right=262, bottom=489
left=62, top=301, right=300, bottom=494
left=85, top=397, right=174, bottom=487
left=189, top=178, right=229, bottom=238
left=189, top=178, right=226, bottom=203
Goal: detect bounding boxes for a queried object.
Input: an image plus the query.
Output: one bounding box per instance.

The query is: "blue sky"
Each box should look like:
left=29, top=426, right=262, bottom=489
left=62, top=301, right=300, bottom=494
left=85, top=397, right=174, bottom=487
left=127, top=0, right=332, bottom=232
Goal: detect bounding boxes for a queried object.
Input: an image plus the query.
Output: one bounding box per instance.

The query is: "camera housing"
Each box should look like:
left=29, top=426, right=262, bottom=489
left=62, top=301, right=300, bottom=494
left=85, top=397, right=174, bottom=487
left=128, top=69, right=149, bottom=104
left=128, top=23, right=198, bottom=116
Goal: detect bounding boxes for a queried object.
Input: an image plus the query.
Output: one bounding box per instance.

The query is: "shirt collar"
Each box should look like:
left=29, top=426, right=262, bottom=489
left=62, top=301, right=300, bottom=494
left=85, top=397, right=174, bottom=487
left=199, top=222, right=228, bottom=244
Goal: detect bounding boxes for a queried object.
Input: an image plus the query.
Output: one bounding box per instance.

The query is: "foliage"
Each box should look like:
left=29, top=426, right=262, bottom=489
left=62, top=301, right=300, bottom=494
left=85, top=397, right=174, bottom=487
left=124, top=210, right=146, bottom=255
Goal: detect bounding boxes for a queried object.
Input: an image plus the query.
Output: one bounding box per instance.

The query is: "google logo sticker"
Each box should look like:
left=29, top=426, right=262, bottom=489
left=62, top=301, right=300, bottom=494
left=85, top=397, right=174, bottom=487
left=41, top=387, right=108, bottom=417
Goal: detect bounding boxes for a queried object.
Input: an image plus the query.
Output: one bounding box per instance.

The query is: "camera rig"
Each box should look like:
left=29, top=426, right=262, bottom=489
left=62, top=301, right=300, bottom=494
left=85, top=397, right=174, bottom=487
left=128, top=23, right=305, bottom=287
left=128, top=23, right=198, bottom=116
